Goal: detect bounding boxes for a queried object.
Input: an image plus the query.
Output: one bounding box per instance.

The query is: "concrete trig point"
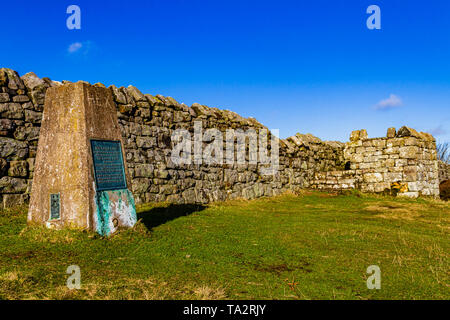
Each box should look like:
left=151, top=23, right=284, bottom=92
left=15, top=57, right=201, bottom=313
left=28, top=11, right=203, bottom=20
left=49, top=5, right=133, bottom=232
left=28, top=82, right=137, bottom=236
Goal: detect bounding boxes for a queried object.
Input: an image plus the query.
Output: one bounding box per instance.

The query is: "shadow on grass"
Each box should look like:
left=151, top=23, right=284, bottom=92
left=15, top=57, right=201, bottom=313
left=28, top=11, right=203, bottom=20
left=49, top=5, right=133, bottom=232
left=137, top=204, right=206, bottom=231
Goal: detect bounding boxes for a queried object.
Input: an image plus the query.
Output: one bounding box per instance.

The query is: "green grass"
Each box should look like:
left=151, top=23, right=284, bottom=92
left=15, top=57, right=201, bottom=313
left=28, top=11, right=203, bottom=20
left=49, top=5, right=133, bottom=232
left=0, top=190, right=449, bottom=300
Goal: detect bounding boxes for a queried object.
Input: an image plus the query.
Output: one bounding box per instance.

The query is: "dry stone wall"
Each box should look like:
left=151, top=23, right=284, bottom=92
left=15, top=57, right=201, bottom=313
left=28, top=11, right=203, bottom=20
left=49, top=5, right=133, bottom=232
left=0, top=68, right=442, bottom=208
left=439, top=161, right=450, bottom=183
left=312, top=128, right=440, bottom=198
left=113, top=86, right=344, bottom=204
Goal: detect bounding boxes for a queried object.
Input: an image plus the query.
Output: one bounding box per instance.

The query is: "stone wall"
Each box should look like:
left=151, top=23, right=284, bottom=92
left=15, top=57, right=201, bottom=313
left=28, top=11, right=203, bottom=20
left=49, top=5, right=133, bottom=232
left=0, top=69, right=43, bottom=208
left=311, top=127, right=440, bottom=198
left=0, top=68, right=442, bottom=208
left=113, top=86, right=345, bottom=204
left=439, top=161, right=450, bottom=183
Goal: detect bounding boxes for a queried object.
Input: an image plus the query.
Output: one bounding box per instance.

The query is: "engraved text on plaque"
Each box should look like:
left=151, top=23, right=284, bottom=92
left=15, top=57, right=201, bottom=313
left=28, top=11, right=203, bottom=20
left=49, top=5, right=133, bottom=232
left=90, top=140, right=127, bottom=191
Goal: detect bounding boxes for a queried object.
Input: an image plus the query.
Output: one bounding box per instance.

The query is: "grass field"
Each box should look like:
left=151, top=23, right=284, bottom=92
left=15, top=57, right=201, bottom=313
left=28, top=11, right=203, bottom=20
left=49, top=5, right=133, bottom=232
left=0, top=190, right=448, bottom=300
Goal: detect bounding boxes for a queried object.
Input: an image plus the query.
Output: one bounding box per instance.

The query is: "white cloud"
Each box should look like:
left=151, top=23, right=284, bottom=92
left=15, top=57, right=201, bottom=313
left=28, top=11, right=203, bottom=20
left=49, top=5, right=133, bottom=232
left=429, top=125, right=446, bottom=136
left=68, top=42, right=83, bottom=53
left=375, top=94, right=403, bottom=110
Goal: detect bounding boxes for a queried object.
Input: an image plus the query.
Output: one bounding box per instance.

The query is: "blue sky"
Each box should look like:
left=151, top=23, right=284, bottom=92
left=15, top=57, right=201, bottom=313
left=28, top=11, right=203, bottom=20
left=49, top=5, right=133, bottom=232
left=1, top=0, right=449, bottom=142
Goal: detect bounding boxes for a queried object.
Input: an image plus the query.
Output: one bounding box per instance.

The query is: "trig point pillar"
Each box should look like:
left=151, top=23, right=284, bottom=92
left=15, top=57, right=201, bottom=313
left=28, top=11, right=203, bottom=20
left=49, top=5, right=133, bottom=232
left=28, top=82, right=137, bottom=236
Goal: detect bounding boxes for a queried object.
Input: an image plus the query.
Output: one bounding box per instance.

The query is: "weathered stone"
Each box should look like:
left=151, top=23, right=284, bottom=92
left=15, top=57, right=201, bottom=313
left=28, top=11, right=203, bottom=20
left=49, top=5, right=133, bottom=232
left=384, top=172, right=402, bottom=181
left=2, top=68, right=24, bottom=90
left=0, top=119, right=16, bottom=136
left=295, top=133, right=322, bottom=144
left=287, top=135, right=302, bottom=146
left=0, top=93, right=10, bottom=103
left=145, top=94, right=162, bottom=106
left=136, top=136, right=156, bottom=149
left=350, top=130, right=361, bottom=142
left=0, top=137, right=28, bottom=159
left=398, top=191, right=419, bottom=198
left=402, top=137, right=420, bottom=146
left=21, top=72, right=46, bottom=91
left=24, top=110, right=42, bottom=124
left=14, top=125, right=40, bottom=141
left=359, top=129, right=368, bottom=140
left=27, top=158, right=35, bottom=172
left=0, top=69, right=8, bottom=86
left=386, top=127, right=396, bottom=138
left=399, top=146, right=418, bottom=159
left=0, top=176, right=28, bottom=193
left=0, top=158, right=8, bottom=176
left=182, top=189, right=196, bottom=203
left=363, top=172, right=383, bottom=183
left=127, top=85, right=147, bottom=102
left=131, top=178, right=150, bottom=194
left=137, top=107, right=151, bottom=119
left=155, top=169, right=169, bottom=179
left=120, top=86, right=134, bottom=105
left=396, top=126, right=420, bottom=138
left=351, top=153, right=364, bottom=163
left=7, top=160, right=28, bottom=177
left=165, top=96, right=180, bottom=107
left=155, top=95, right=171, bottom=107
left=109, top=85, right=127, bottom=104
left=3, top=193, right=29, bottom=208
left=129, top=122, right=142, bottom=136
left=134, top=164, right=154, bottom=178
left=0, top=103, right=24, bottom=119
left=29, top=83, right=49, bottom=106
left=407, top=182, right=420, bottom=192
left=372, top=139, right=386, bottom=148
left=13, top=95, right=30, bottom=103
left=419, top=132, right=435, bottom=142
left=160, top=184, right=177, bottom=194
left=118, top=104, right=133, bottom=115
left=403, top=166, right=418, bottom=182
left=374, top=182, right=390, bottom=193
left=324, top=140, right=344, bottom=149
left=191, top=103, right=207, bottom=115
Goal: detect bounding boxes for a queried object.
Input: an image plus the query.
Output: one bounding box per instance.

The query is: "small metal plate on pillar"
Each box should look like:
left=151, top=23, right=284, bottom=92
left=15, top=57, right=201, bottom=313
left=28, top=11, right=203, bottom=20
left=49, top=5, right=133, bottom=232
left=50, top=193, right=60, bottom=220
left=90, top=140, right=127, bottom=191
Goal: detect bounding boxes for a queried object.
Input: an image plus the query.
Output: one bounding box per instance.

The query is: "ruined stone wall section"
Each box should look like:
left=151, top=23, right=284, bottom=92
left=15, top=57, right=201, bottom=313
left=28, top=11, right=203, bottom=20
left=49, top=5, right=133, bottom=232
left=311, top=128, right=440, bottom=198
left=0, top=68, right=442, bottom=208
left=439, top=161, right=450, bottom=183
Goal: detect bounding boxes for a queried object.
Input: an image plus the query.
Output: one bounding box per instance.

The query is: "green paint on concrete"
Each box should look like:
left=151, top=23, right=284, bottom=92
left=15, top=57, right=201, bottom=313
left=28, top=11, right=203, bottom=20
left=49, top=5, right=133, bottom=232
left=95, top=191, right=111, bottom=236
left=94, top=189, right=137, bottom=236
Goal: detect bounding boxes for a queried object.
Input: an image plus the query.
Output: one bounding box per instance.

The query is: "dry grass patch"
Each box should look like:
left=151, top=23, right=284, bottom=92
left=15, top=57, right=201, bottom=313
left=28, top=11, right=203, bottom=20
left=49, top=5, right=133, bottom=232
left=365, top=202, right=429, bottom=221
left=193, top=285, right=226, bottom=300
left=18, top=225, right=87, bottom=244
left=0, top=271, right=19, bottom=281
